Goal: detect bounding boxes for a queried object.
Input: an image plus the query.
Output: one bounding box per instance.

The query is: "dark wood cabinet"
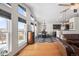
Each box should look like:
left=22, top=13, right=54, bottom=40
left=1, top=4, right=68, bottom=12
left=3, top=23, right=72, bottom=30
left=27, top=31, right=35, bottom=44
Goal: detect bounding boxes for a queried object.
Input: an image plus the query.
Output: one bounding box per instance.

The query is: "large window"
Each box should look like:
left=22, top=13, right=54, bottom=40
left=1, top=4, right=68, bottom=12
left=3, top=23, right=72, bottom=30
left=0, top=9, right=11, bottom=56
left=0, top=16, right=10, bottom=56
left=18, top=17, right=26, bottom=46
left=31, top=23, right=34, bottom=32
left=53, top=24, right=61, bottom=30
left=17, top=5, right=26, bottom=16
left=30, top=15, right=34, bottom=32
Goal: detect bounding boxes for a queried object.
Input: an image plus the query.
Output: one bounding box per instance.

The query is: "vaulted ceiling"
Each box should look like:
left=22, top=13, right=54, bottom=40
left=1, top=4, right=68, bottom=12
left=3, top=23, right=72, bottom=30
left=27, top=3, right=79, bottom=24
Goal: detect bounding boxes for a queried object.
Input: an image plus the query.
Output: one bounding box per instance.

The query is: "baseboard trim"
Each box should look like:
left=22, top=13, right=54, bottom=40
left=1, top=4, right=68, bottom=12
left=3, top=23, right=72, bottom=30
left=14, top=44, right=28, bottom=56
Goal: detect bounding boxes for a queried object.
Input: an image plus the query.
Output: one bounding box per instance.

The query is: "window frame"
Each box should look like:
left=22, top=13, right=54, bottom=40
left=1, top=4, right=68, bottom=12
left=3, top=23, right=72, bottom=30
left=18, top=17, right=27, bottom=46
left=17, top=5, right=26, bottom=17
left=0, top=16, right=11, bottom=55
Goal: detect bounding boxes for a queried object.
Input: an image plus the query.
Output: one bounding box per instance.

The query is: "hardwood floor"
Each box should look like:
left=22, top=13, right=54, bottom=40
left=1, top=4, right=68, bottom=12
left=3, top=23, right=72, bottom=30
left=18, top=42, right=67, bottom=56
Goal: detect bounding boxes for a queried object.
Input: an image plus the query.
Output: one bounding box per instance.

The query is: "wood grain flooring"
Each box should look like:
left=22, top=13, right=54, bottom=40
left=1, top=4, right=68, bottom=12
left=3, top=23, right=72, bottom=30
left=18, top=42, right=67, bottom=56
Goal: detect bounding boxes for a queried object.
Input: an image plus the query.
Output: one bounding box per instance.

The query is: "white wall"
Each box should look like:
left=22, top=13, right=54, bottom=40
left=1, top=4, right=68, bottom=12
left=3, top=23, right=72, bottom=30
left=36, top=22, right=42, bottom=33
left=46, top=23, right=53, bottom=34
left=74, top=17, right=79, bottom=31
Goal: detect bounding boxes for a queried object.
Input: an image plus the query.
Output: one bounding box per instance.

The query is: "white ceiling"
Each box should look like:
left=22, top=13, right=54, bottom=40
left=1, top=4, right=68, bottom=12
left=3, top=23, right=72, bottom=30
left=27, top=3, right=79, bottom=24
